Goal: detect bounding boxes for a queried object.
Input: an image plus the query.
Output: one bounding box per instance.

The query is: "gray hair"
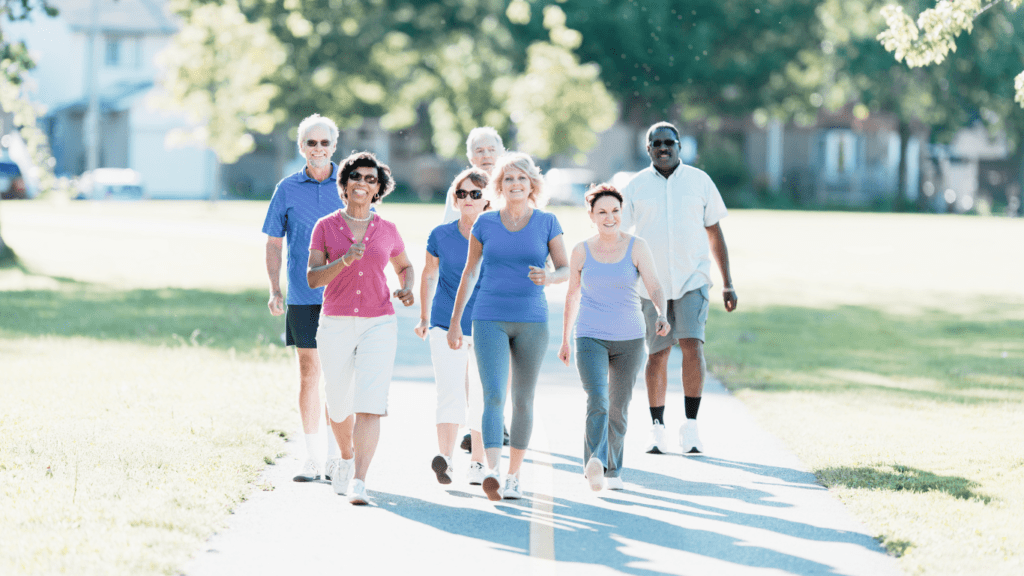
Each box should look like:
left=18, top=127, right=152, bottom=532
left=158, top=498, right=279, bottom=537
left=296, top=114, right=339, bottom=149
left=487, top=152, right=547, bottom=209
left=465, top=126, right=504, bottom=159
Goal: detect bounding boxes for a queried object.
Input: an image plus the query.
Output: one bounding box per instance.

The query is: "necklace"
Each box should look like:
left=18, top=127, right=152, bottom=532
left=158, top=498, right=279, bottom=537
left=503, top=207, right=531, bottom=229
left=343, top=210, right=372, bottom=222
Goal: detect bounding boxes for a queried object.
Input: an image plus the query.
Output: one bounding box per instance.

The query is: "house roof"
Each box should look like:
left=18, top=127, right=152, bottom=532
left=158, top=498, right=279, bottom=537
left=57, top=0, right=178, bottom=35
left=49, top=80, right=155, bottom=114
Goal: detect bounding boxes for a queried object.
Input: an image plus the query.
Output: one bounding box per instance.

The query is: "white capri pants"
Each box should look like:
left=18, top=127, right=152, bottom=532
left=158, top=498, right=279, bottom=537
left=428, top=327, right=484, bottom=429
left=318, top=314, right=398, bottom=422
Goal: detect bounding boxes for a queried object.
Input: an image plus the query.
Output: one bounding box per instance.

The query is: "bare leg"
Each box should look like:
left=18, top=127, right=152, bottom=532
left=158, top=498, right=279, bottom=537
left=645, top=347, right=670, bottom=408
left=484, top=447, right=502, bottom=472
left=507, top=447, right=526, bottom=478
left=296, top=348, right=321, bottom=433
left=436, top=423, right=459, bottom=459
left=679, top=339, right=705, bottom=398
left=352, top=413, right=381, bottom=481
left=470, top=430, right=484, bottom=464
left=329, top=413, right=355, bottom=460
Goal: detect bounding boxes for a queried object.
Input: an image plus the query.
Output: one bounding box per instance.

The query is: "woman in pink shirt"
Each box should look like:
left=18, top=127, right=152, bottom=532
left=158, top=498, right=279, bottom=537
left=307, top=151, right=416, bottom=505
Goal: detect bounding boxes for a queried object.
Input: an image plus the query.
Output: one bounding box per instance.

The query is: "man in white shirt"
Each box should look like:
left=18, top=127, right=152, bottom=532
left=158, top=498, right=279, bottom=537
left=621, top=121, right=738, bottom=455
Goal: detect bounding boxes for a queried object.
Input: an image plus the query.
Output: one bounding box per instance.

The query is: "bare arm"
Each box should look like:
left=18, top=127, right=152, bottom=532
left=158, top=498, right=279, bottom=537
left=528, top=233, right=570, bottom=286
left=633, top=237, right=671, bottom=336
left=447, top=234, right=483, bottom=350
left=706, top=223, right=737, bottom=312
left=415, top=252, right=439, bottom=339
left=390, top=250, right=416, bottom=307
left=558, top=243, right=586, bottom=366
left=266, top=236, right=285, bottom=316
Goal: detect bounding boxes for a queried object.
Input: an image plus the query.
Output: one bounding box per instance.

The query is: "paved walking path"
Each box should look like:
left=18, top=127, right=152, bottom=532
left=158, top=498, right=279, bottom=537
left=182, top=300, right=902, bottom=576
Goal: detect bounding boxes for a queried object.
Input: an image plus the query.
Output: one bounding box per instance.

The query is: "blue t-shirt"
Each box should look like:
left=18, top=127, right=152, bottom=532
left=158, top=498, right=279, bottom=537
left=261, top=163, right=345, bottom=305
left=426, top=221, right=480, bottom=335
left=471, top=210, right=563, bottom=323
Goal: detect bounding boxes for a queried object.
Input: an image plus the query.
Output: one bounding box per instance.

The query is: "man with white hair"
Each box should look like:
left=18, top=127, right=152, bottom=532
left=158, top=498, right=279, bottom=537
left=441, top=126, right=505, bottom=223
left=262, top=114, right=346, bottom=483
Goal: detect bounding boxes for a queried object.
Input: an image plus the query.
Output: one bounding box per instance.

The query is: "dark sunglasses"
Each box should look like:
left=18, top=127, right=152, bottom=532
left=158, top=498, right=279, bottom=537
left=455, top=189, right=483, bottom=200
left=305, top=139, right=332, bottom=148
left=349, top=172, right=378, bottom=185
left=650, top=139, right=677, bottom=148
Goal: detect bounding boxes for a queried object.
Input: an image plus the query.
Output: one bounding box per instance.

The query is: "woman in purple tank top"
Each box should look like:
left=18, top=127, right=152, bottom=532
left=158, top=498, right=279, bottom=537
left=558, top=184, right=669, bottom=491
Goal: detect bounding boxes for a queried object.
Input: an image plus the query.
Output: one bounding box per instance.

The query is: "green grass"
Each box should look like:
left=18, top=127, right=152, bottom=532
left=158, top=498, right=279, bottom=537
left=1, top=201, right=1022, bottom=575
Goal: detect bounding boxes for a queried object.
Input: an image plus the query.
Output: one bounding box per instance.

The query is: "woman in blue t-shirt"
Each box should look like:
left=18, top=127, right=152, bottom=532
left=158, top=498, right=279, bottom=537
left=415, top=168, right=490, bottom=486
left=448, top=152, right=569, bottom=501
left=558, top=184, right=669, bottom=492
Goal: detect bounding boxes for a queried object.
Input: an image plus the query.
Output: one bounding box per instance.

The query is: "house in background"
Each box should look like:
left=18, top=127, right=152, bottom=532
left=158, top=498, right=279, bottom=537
left=5, top=0, right=218, bottom=199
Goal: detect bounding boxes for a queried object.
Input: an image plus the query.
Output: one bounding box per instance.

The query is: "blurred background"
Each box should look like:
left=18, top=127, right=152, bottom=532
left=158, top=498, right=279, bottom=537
left=1, top=0, right=1022, bottom=216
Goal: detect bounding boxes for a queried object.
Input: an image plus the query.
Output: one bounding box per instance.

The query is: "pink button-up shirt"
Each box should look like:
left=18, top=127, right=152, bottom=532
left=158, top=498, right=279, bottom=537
left=309, top=210, right=405, bottom=318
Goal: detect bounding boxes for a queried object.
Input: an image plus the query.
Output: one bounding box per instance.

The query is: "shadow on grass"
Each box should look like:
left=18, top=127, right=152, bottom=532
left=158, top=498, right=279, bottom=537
left=817, top=464, right=991, bottom=503
left=706, top=301, right=1024, bottom=405
left=0, top=283, right=284, bottom=351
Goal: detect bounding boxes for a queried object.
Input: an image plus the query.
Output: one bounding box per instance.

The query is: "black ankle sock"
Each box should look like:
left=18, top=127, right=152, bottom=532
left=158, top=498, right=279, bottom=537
left=650, top=406, right=665, bottom=425
left=684, top=396, right=701, bottom=420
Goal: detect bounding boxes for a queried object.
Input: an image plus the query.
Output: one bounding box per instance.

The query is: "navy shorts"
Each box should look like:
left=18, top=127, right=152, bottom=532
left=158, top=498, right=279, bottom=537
left=285, top=304, right=321, bottom=348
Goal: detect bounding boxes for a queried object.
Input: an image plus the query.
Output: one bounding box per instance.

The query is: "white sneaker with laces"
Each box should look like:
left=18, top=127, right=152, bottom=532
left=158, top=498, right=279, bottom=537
left=606, top=477, right=625, bottom=490
left=482, top=470, right=502, bottom=501
left=293, top=458, right=321, bottom=482
left=646, top=423, right=667, bottom=454
left=502, top=475, right=522, bottom=500
left=324, top=458, right=341, bottom=482
left=431, top=454, right=454, bottom=485
left=331, top=458, right=353, bottom=495
left=348, top=479, right=370, bottom=505
left=584, top=457, right=605, bottom=491
left=679, top=418, right=704, bottom=455
left=466, top=461, right=486, bottom=485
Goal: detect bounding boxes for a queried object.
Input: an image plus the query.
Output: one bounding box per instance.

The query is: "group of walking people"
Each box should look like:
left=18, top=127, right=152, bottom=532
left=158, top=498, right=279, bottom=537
left=263, top=115, right=737, bottom=506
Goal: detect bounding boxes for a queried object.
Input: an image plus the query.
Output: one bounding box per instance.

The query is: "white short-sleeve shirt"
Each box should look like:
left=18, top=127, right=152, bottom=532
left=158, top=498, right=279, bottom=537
left=621, top=163, right=728, bottom=300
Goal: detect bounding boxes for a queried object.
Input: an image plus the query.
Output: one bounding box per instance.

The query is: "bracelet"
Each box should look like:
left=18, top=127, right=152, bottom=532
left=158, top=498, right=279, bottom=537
left=722, top=287, right=735, bottom=292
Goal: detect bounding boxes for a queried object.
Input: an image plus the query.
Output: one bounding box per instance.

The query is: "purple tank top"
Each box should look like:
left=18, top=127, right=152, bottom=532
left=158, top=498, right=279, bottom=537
left=575, top=236, right=645, bottom=341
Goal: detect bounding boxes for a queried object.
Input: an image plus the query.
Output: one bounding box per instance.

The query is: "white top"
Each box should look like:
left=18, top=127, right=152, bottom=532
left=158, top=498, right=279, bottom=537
left=620, top=163, right=728, bottom=300
left=441, top=194, right=459, bottom=223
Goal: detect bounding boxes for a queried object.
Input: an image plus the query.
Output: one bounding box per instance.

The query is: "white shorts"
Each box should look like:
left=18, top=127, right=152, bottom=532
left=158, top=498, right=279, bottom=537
left=428, top=327, right=484, bottom=429
left=318, top=314, right=398, bottom=422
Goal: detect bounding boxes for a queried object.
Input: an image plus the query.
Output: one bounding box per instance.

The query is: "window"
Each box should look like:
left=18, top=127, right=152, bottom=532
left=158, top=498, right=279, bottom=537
left=104, top=37, right=121, bottom=67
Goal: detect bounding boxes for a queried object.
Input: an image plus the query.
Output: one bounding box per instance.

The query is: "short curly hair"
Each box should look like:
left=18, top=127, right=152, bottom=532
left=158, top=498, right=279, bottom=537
left=584, top=183, right=623, bottom=210
left=487, top=152, right=546, bottom=209
left=337, top=151, right=395, bottom=204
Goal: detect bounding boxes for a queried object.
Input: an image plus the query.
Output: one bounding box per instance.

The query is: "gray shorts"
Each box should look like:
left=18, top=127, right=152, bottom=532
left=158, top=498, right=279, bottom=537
left=641, top=286, right=709, bottom=354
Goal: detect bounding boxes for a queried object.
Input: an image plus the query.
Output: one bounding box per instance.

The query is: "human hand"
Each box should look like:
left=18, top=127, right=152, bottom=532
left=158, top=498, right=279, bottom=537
left=655, top=317, right=671, bottom=337
left=528, top=265, right=547, bottom=286
left=343, top=242, right=366, bottom=265
left=447, top=325, right=463, bottom=350
left=414, top=319, right=428, bottom=339
left=723, top=288, right=738, bottom=312
left=393, top=287, right=415, bottom=307
left=268, top=292, right=284, bottom=316
left=558, top=341, right=571, bottom=366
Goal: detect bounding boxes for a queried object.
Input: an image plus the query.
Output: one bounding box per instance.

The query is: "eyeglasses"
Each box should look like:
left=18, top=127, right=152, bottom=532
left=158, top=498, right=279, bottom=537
left=650, top=139, right=677, bottom=148
left=348, top=172, right=378, bottom=185
left=305, top=139, right=332, bottom=148
left=455, top=189, right=483, bottom=200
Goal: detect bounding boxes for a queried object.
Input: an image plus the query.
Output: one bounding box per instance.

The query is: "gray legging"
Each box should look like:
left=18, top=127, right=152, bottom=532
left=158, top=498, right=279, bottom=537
left=473, top=319, right=549, bottom=450
left=575, top=336, right=645, bottom=477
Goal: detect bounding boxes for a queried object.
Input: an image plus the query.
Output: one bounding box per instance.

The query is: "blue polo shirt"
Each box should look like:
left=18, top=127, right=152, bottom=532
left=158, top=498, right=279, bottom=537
left=261, top=163, right=345, bottom=305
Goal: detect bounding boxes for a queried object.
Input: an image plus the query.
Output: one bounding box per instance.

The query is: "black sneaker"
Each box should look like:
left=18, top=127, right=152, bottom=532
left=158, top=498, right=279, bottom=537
left=460, top=433, right=472, bottom=452
left=503, top=425, right=510, bottom=446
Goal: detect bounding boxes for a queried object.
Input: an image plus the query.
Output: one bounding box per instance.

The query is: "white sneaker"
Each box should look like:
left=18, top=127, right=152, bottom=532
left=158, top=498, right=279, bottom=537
left=324, top=458, right=340, bottom=482
left=331, top=458, right=353, bottom=495
left=584, top=457, right=605, bottom=491
left=606, top=477, right=625, bottom=490
left=293, top=458, right=321, bottom=482
left=466, top=461, right=486, bottom=485
left=431, top=454, right=454, bottom=485
left=646, top=423, right=667, bottom=454
left=503, top=475, right=522, bottom=500
left=348, top=479, right=370, bottom=505
left=482, top=470, right=503, bottom=501
left=679, top=418, right=704, bottom=455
